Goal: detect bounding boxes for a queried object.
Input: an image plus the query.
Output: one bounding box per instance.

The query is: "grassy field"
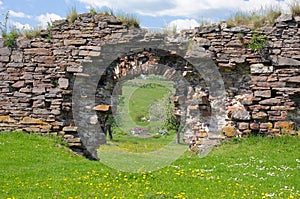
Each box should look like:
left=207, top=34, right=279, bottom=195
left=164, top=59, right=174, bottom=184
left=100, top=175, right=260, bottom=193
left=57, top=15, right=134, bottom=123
left=0, top=132, right=300, bottom=199
left=114, top=75, right=175, bottom=135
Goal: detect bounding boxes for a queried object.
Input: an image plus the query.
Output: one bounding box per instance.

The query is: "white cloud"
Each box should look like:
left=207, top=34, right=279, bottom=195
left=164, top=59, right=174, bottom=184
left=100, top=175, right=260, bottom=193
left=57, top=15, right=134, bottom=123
left=167, top=19, right=199, bottom=32
left=77, top=0, right=289, bottom=19
left=36, top=13, right=63, bottom=28
left=0, top=1, right=3, bottom=6
left=12, top=21, right=31, bottom=30
left=9, top=10, right=32, bottom=19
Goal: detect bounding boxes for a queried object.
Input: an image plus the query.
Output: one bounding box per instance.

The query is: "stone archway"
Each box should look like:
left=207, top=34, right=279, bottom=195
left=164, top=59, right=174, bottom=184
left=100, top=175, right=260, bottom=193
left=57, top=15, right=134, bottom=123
left=72, top=34, right=226, bottom=160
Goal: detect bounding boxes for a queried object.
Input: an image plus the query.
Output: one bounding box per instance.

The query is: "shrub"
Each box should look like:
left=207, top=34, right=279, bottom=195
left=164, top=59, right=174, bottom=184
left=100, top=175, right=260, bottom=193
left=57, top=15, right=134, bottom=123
left=67, top=6, right=78, bottom=23
left=3, top=28, right=19, bottom=48
left=248, top=33, right=269, bottom=52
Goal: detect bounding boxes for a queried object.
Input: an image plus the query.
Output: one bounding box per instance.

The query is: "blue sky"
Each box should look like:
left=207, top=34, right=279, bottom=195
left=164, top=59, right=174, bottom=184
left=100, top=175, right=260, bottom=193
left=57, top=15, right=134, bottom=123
left=0, top=0, right=290, bottom=32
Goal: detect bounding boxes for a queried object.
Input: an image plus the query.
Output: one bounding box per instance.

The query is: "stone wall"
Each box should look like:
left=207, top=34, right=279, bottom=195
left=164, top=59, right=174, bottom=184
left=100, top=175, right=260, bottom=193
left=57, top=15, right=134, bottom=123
left=0, top=12, right=299, bottom=158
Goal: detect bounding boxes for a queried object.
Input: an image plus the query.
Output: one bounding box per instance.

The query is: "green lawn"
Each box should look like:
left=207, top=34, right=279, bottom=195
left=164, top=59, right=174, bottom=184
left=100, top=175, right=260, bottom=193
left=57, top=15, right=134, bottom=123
left=114, top=75, right=175, bottom=134
left=1, top=132, right=300, bottom=199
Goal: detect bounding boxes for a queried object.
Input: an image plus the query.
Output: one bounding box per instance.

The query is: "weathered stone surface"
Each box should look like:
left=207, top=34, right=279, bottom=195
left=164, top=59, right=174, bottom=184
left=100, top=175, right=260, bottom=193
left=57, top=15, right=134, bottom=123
left=277, top=57, right=300, bottom=66
left=259, top=98, right=281, bottom=105
left=24, top=48, right=51, bottom=55
left=222, top=126, right=238, bottom=137
left=58, top=78, right=69, bottom=89
left=275, top=14, right=293, bottom=23
left=254, top=90, right=271, bottom=98
left=231, top=110, right=251, bottom=121
left=0, top=47, right=10, bottom=56
left=260, top=122, right=273, bottom=129
left=64, top=39, right=87, bottom=46
left=238, top=122, right=249, bottom=130
left=63, top=126, right=78, bottom=132
left=32, top=87, right=46, bottom=94
left=250, top=64, right=273, bottom=74
left=250, top=123, right=260, bottom=130
left=226, top=40, right=243, bottom=47
left=11, top=81, right=25, bottom=88
left=274, top=121, right=295, bottom=130
left=195, top=38, right=211, bottom=46
left=252, top=111, right=268, bottom=120
left=0, top=116, right=16, bottom=123
left=20, top=117, right=47, bottom=125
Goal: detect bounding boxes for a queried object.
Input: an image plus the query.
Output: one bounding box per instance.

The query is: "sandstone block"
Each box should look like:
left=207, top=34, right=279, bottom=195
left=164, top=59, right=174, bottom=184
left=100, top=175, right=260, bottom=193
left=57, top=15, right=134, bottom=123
left=250, top=123, right=260, bottom=130
left=274, top=121, right=295, bottom=130
left=254, top=90, right=271, bottom=98
left=24, top=48, right=51, bottom=55
left=20, top=117, right=47, bottom=125
left=11, top=81, right=25, bottom=88
left=259, top=98, right=281, bottom=105
left=260, top=122, right=273, bottom=129
left=222, top=126, right=238, bottom=137
left=238, top=122, right=249, bottom=130
left=64, top=39, right=87, bottom=46
left=0, top=116, right=16, bottom=123
left=252, top=111, right=268, bottom=120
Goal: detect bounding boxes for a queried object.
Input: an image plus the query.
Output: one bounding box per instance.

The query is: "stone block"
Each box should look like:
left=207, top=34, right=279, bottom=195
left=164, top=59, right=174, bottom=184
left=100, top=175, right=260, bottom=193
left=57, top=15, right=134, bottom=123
left=32, top=87, right=46, bottom=94
left=275, top=14, right=293, bottom=23
left=11, top=81, right=25, bottom=88
left=252, top=111, right=268, bottom=120
left=274, top=121, right=295, bottom=130
left=254, top=90, right=271, bottom=98
left=0, top=47, right=10, bottom=56
left=238, top=122, right=249, bottom=130
left=24, top=48, right=51, bottom=55
left=64, top=39, right=87, bottom=46
left=0, top=116, right=16, bottom=123
left=260, top=122, right=273, bottom=129
left=250, top=123, right=260, bottom=130
left=63, top=126, right=78, bottom=132
left=231, top=110, right=251, bottom=121
left=259, top=98, right=281, bottom=105
left=277, top=57, right=300, bottom=66
left=0, top=56, right=9, bottom=62
left=20, top=117, right=47, bottom=125
left=250, top=64, right=273, bottom=74
left=222, top=126, right=238, bottom=137
left=58, top=78, right=69, bottom=89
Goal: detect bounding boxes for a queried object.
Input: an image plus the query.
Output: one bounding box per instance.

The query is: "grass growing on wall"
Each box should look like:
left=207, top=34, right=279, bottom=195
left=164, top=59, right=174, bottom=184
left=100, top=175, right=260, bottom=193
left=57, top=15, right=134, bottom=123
left=289, top=0, right=300, bottom=16
left=67, top=6, right=78, bottom=23
left=226, top=5, right=282, bottom=29
left=0, top=132, right=300, bottom=198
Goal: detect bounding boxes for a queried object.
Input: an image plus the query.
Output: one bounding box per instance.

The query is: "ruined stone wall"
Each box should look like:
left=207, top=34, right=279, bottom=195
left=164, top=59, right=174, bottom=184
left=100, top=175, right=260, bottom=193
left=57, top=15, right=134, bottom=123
left=192, top=14, right=300, bottom=137
left=0, top=12, right=299, bottom=156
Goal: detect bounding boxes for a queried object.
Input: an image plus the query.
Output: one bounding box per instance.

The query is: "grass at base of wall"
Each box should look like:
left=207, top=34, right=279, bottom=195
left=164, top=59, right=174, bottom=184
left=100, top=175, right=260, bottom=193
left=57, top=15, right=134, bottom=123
left=0, top=132, right=299, bottom=198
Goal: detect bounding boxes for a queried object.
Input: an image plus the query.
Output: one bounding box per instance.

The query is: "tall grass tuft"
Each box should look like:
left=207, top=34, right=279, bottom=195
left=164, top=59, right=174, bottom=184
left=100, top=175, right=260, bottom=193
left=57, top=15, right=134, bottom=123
left=289, top=0, right=300, bottom=16
left=117, top=13, right=140, bottom=29
left=67, top=6, right=78, bottom=23
left=23, top=27, right=42, bottom=39
left=226, top=5, right=282, bottom=29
